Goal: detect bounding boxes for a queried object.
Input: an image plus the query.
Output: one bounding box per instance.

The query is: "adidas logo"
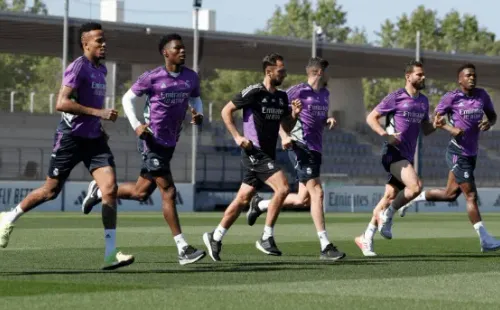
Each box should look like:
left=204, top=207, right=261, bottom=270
left=458, top=101, right=465, bottom=107
left=161, top=83, right=167, bottom=89
left=403, top=103, right=409, bottom=107
left=105, top=234, right=111, bottom=238
left=262, top=98, right=268, bottom=103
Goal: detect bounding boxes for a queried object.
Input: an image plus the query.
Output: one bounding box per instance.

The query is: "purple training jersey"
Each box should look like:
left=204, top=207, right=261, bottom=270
left=131, top=66, right=200, bottom=147
left=287, top=83, right=329, bottom=153
left=376, top=88, right=430, bottom=162
left=435, top=88, right=494, bottom=156
left=58, top=56, right=107, bottom=138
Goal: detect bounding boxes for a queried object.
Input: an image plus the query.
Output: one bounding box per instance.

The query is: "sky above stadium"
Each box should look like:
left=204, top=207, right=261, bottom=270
left=43, top=0, right=500, bottom=43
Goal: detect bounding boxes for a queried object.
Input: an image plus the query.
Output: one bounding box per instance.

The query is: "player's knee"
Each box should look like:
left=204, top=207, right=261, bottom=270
left=446, top=190, right=461, bottom=202
left=161, top=185, right=176, bottom=202
left=275, top=184, right=290, bottom=199
left=383, top=190, right=397, bottom=202
left=136, top=191, right=151, bottom=202
left=43, top=186, right=61, bottom=201
left=407, top=183, right=422, bottom=199
left=464, top=190, right=478, bottom=204
left=100, top=182, right=118, bottom=199
left=310, top=186, right=324, bottom=201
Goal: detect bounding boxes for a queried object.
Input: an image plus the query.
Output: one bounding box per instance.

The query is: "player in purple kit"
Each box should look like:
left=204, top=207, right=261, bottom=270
left=0, top=23, right=134, bottom=270
left=397, top=63, right=500, bottom=252
left=245, top=57, right=345, bottom=260
left=81, top=34, right=206, bottom=265
left=354, top=60, right=444, bottom=256
left=202, top=53, right=302, bottom=261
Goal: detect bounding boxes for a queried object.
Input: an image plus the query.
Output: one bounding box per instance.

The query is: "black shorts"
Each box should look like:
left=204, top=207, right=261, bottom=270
left=381, top=144, right=412, bottom=190
left=241, top=148, right=280, bottom=189
left=446, top=142, right=476, bottom=184
left=48, top=132, right=115, bottom=179
left=138, top=138, right=175, bottom=177
left=288, top=142, right=321, bottom=183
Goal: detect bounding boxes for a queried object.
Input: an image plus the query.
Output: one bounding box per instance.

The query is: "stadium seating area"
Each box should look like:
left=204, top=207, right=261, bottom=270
left=1, top=113, right=500, bottom=187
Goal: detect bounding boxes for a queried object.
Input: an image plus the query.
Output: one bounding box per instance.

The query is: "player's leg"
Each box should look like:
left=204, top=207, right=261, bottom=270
left=377, top=160, right=422, bottom=238
left=304, top=177, right=345, bottom=260
left=246, top=182, right=310, bottom=226
left=82, top=176, right=157, bottom=214
left=254, top=169, right=289, bottom=256
left=153, top=173, right=205, bottom=265
left=86, top=137, right=134, bottom=270
left=399, top=149, right=464, bottom=217
left=0, top=132, right=78, bottom=247
left=355, top=184, right=399, bottom=256
left=0, top=177, right=65, bottom=248
left=203, top=182, right=256, bottom=261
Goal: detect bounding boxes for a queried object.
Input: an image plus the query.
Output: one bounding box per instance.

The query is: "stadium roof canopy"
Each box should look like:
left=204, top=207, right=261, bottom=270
left=1, top=11, right=500, bottom=87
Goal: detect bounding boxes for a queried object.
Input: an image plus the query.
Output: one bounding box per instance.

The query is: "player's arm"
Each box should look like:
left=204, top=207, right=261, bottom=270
left=188, top=96, right=203, bottom=125
left=480, top=91, right=496, bottom=131
left=121, top=89, right=151, bottom=138
left=366, top=109, right=388, bottom=136
left=279, top=124, right=293, bottom=150
left=367, top=94, right=400, bottom=145
left=435, top=92, right=463, bottom=136
left=123, top=72, right=154, bottom=138
left=221, top=101, right=252, bottom=149
left=421, top=119, right=438, bottom=136
left=188, top=74, right=204, bottom=125
left=280, top=98, right=302, bottom=133
left=56, top=85, right=116, bottom=120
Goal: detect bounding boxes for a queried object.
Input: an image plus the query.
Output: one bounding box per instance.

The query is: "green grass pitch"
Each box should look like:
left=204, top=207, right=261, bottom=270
left=1, top=212, right=500, bottom=309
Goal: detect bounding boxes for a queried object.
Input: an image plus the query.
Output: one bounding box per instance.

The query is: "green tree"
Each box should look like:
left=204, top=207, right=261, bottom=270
left=202, top=0, right=351, bottom=120
left=364, top=6, right=500, bottom=109
left=0, top=0, right=60, bottom=113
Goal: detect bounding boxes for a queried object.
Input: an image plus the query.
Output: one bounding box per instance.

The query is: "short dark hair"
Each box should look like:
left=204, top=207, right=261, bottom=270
left=307, top=57, right=329, bottom=70
left=158, top=33, right=183, bottom=55
left=262, top=53, right=284, bottom=73
left=79, top=22, right=102, bottom=50
left=405, top=60, right=424, bottom=74
left=457, top=63, right=476, bottom=76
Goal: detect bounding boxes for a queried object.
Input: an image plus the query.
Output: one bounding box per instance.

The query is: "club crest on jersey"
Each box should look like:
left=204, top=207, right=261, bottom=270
left=53, top=168, right=59, bottom=176
left=268, top=162, right=274, bottom=170
left=306, top=167, right=312, bottom=175
left=279, top=98, right=284, bottom=106
left=184, top=80, right=191, bottom=88
left=152, top=159, right=160, bottom=167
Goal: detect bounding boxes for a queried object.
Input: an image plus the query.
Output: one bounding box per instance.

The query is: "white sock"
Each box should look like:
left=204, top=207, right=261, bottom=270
left=414, top=191, right=427, bottom=202
left=97, top=189, right=102, bottom=199
left=258, top=200, right=270, bottom=212
left=174, top=233, right=189, bottom=255
left=1, top=205, right=24, bottom=225
left=213, top=225, right=227, bottom=242
left=262, top=225, right=274, bottom=240
left=385, top=205, right=396, bottom=218
left=104, top=229, right=116, bottom=258
left=317, top=230, right=331, bottom=251
left=473, top=221, right=491, bottom=242
left=364, top=223, right=377, bottom=241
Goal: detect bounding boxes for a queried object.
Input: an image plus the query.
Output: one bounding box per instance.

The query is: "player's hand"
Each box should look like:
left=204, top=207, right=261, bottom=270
left=135, top=123, right=153, bottom=139
left=385, top=132, right=401, bottom=145
left=433, top=112, right=446, bottom=128
left=98, top=109, right=118, bottom=122
left=326, top=117, right=336, bottom=130
left=235, top=135, right=253, bottom=150
left=479, top=119, right=492, bottom=131
left=190, top=107, right=203, bottom=125
left=450, top=127, right=464, bottom=137
left=281, top=135, right=293, bottom=150
left=291, top=99, right=302, bottom=117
